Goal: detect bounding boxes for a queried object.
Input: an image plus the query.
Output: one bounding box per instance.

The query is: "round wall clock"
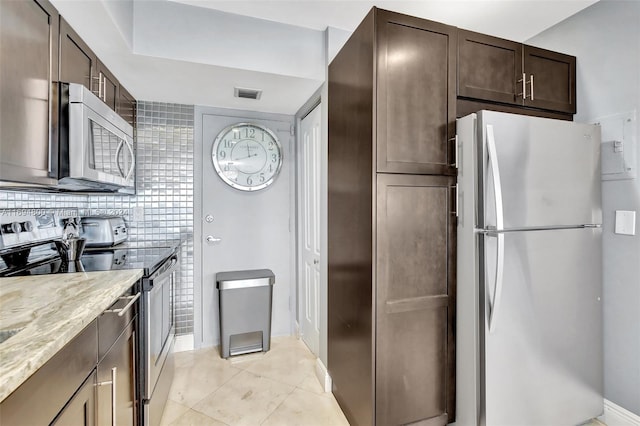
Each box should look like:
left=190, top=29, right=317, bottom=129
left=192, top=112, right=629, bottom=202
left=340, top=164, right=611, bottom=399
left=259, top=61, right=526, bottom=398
left=211, top=123, right=283, bottom=191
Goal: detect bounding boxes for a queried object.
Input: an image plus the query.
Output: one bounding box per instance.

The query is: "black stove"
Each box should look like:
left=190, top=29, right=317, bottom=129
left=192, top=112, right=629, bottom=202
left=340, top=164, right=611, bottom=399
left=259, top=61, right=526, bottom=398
left=0, top=242, right=179, bottom=277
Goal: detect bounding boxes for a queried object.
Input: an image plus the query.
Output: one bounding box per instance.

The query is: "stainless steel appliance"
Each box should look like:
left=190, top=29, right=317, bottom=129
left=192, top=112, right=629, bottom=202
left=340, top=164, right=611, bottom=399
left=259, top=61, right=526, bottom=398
left=141, top=253, right=178, bottom=426
left=80, top=216, right=129, bottom=247
left=456, top=111, right=603, bottom=426
left=57, top=82, right=135, bottom=192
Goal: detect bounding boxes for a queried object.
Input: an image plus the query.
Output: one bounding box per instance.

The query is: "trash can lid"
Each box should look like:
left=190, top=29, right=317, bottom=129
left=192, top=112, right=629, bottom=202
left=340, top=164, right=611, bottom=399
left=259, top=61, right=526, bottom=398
left=216, top=269, right=275, bottom=290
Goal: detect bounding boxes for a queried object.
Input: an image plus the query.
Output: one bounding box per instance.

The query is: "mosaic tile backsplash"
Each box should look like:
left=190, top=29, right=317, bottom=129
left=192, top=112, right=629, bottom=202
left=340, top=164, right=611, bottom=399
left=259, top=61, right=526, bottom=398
left=0, top=101, right=195, bottom=335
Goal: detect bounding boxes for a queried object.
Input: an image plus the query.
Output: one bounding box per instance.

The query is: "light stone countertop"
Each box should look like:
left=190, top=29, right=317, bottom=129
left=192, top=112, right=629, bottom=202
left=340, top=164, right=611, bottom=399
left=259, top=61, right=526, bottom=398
left=0, top=269, right=143, bottom=402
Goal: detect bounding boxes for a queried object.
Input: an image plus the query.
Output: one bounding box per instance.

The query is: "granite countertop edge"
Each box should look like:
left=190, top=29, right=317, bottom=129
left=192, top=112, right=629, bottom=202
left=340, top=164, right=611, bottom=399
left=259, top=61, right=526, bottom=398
left=0, top=269, right=144, bottom=402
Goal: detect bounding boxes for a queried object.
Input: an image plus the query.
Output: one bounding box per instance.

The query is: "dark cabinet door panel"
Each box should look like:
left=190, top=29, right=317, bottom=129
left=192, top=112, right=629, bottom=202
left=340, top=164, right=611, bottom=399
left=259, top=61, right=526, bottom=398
left=0, top=0, right=59, bottom=186
left=458, top=30, right=523, bottom=105
left=376, top=174, right=456, bottom=425
left=53, top=371, right=97, bottom=426
left=97, top=60, right=119, bottom=111
left=523, top=45, right=576, bottom=114
left=117, top=85, right=137, bottom=128
left=59, top=17, right=95, bottom=91
left=377, top=11, right=457, bottom=175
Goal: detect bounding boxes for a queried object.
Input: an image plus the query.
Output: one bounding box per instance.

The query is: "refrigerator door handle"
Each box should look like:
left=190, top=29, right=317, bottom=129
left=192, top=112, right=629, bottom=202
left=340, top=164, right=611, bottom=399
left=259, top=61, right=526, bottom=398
left=487, top=232, right=505, bottom=333
left=486, top=125, right=504, bottom=231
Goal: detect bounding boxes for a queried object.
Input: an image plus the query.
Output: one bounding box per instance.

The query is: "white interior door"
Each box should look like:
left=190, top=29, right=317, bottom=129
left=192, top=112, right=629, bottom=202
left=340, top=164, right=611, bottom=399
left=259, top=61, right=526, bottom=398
left=299, top=105, right=321, bottom=355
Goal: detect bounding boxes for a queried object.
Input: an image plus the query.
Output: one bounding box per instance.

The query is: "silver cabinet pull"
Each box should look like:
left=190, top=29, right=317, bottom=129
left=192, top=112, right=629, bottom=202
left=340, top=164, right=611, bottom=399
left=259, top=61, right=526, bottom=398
left=205, top=215, right=214, bottom=223
left=97, top=366, right=117, bottom=426
left=529, top=74, right=534, bottom=100
left=313, top=259, right=319, bottom=265
left=206, top=236, right=222, bottom=244
left=105, top=292, right=140, bottom=317
left=102, top=74, right=107, bottom=102
left=517, top=72, right=526, bottom=100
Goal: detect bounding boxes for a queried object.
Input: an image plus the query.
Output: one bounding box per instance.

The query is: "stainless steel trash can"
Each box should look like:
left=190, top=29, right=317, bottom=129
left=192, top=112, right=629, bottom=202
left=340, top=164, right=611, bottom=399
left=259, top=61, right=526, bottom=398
left=216, top=269, right=275, bottom=359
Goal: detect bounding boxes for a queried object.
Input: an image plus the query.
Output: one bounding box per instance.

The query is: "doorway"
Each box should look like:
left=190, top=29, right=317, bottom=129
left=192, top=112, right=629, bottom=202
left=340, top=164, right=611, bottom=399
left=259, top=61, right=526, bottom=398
left=194, top=106, right=295, bottom=348
left=298, top=104, right=322, bottom=356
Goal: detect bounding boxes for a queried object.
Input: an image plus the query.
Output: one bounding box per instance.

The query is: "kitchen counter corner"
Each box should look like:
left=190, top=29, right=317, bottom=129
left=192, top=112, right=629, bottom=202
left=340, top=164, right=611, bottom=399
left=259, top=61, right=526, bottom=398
left=0, top=269, right=143, bottom=402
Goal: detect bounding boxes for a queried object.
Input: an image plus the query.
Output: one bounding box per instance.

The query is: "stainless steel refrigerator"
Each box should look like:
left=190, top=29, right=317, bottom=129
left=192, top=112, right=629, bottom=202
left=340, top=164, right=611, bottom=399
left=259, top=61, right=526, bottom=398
left=456, top=111, right=603, bottom=426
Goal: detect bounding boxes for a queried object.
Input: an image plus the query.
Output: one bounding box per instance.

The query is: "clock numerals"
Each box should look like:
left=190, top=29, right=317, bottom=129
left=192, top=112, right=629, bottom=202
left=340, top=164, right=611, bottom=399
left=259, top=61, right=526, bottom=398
left=213, top=123, right=281, bottom=191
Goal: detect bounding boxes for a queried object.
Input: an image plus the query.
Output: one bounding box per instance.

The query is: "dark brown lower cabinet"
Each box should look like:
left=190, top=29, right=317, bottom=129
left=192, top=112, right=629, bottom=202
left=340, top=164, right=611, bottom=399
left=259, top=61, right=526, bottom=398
left=53, top=371, right=97, bottom=426
left=376, top=174, right=456, bottom=426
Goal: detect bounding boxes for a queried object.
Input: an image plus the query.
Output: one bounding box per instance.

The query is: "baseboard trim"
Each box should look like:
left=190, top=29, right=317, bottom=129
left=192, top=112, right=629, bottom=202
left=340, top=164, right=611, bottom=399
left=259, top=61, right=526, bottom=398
left=315, top=358, right=332, bottom=393
left=600, top=399, right=640, bottom=426
left=174, top=334, right=194, bottom=353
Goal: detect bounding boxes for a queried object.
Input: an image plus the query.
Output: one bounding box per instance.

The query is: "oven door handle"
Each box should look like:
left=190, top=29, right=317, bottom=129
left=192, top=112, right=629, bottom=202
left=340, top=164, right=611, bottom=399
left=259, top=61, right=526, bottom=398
left=104, top=292, right=140, bottom=317
left=149, top=254, right=179, bottom=281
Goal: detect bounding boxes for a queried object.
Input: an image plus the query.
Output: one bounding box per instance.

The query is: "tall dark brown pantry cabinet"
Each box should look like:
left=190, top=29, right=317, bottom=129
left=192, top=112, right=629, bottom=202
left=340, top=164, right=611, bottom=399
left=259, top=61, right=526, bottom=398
left=328, top=8, right=457, bottom=426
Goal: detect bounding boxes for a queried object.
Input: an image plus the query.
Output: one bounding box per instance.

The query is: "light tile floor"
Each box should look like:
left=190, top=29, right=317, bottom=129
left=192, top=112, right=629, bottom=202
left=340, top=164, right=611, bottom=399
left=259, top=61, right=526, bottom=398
left=160, top=336, right=350, bottom=426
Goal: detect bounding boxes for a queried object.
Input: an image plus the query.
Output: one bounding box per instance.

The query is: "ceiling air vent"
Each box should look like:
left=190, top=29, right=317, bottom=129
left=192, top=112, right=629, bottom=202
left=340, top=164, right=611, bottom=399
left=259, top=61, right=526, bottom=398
left=234, top=87, right=262, bottom=100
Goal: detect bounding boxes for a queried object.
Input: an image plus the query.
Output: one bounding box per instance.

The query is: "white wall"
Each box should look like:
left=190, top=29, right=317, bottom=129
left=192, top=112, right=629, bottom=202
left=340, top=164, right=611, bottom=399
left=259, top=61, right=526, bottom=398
left=528, top=0, right=640, bottom=415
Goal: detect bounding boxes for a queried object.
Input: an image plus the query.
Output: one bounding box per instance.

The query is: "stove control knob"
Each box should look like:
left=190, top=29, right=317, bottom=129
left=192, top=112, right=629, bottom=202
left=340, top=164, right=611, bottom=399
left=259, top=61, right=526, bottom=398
left=1, top=222, right=22, bottom=234
left=21, top=222, right=33, bottom=232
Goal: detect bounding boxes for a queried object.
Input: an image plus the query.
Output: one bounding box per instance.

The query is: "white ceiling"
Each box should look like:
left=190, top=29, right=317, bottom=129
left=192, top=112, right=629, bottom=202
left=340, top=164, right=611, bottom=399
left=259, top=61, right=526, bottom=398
left=170, top=0, right=599, bottom=41
left=52, top=0, right=599, bottom=115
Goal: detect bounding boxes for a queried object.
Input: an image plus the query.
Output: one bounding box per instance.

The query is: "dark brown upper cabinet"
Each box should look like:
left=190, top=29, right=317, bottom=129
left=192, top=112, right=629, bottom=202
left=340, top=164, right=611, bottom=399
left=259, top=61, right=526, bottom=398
left=96, top=60, right=119, bottom=111
left=377, top=9, right=457, bottom=176
left=117, top=85, right=136, bottom=128
left=59, top=18, right=130, bottom=115
left=59, top=17, right=96, bottom=92
left=523, top=45, right=576, bottom=114
left=458, top=29, right=576, bottom=114
left=0, top=0, right=59, bottom=187
left=458, top=30, right=523, bottom=105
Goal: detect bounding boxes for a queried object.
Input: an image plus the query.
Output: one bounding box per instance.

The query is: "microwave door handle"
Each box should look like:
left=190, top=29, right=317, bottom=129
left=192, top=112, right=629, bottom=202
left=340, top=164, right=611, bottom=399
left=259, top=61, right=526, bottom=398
left=124, top=139, right=135, bottom=181
left=115, top=139, right=126, bottom=177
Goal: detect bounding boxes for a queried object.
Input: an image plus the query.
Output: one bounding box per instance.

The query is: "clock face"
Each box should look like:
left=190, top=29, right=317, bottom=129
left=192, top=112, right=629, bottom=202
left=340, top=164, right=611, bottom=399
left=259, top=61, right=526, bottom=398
left=211, top=123, right=283, bottom=191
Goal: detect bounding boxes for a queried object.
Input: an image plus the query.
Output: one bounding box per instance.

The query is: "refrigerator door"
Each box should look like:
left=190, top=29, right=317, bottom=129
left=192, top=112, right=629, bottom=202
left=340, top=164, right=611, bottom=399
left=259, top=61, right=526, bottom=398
left=481, top=227, right=603, bottom=426
left=478, top=110, right=601, bottom=230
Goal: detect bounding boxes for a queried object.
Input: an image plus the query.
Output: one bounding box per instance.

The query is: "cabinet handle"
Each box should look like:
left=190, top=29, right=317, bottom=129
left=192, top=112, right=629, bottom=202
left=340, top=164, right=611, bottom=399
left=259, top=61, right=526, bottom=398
left=449, top=135, right=459, bottom=168
left=517, top=72, right=526, bottom=100
left=105, top=292, right=140, bottom=317
left=96, top=367, right=117, bottom=426
left=98, top=73, right=104, bottom=100
left=529, top=74, right=534, bottom=101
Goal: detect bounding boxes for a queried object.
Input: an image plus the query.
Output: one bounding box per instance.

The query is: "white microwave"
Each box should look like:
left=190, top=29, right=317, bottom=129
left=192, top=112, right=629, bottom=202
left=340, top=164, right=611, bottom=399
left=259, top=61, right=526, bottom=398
left=57, top=83, right=135, bottom=193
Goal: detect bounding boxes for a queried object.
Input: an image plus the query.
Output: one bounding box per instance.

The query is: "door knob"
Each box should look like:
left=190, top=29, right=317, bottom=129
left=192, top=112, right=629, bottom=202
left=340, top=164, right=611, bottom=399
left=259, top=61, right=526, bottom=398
left=206, top=236, right=222, bottom=244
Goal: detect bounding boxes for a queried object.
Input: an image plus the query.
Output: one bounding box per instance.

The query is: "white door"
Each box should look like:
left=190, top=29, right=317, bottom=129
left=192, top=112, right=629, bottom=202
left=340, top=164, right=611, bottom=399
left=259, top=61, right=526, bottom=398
left=199, top=110, right=294, bottom=347
left=299, top=105, right=321, bottom=355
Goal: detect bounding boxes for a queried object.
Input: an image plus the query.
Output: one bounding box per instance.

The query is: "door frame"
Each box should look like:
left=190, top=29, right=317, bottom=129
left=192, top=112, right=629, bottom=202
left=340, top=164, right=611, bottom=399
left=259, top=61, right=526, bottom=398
left=194, top=106, right=297, bottom=349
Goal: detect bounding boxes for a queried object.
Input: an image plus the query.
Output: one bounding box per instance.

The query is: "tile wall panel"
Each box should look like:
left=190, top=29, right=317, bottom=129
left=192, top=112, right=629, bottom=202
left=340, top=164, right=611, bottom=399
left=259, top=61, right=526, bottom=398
left=0, top=101, right=195, bottom=335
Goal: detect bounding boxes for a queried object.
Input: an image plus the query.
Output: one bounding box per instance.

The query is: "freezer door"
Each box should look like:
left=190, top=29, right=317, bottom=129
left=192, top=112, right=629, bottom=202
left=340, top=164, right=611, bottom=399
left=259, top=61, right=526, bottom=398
left=478, top=110, right=601, bottom=230
left=481, top=227, right=603, bottom=426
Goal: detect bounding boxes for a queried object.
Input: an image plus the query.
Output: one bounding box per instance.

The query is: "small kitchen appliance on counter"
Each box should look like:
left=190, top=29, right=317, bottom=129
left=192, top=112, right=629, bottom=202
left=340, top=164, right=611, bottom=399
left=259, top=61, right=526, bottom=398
left=79, top=215, right=128, bottom=247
